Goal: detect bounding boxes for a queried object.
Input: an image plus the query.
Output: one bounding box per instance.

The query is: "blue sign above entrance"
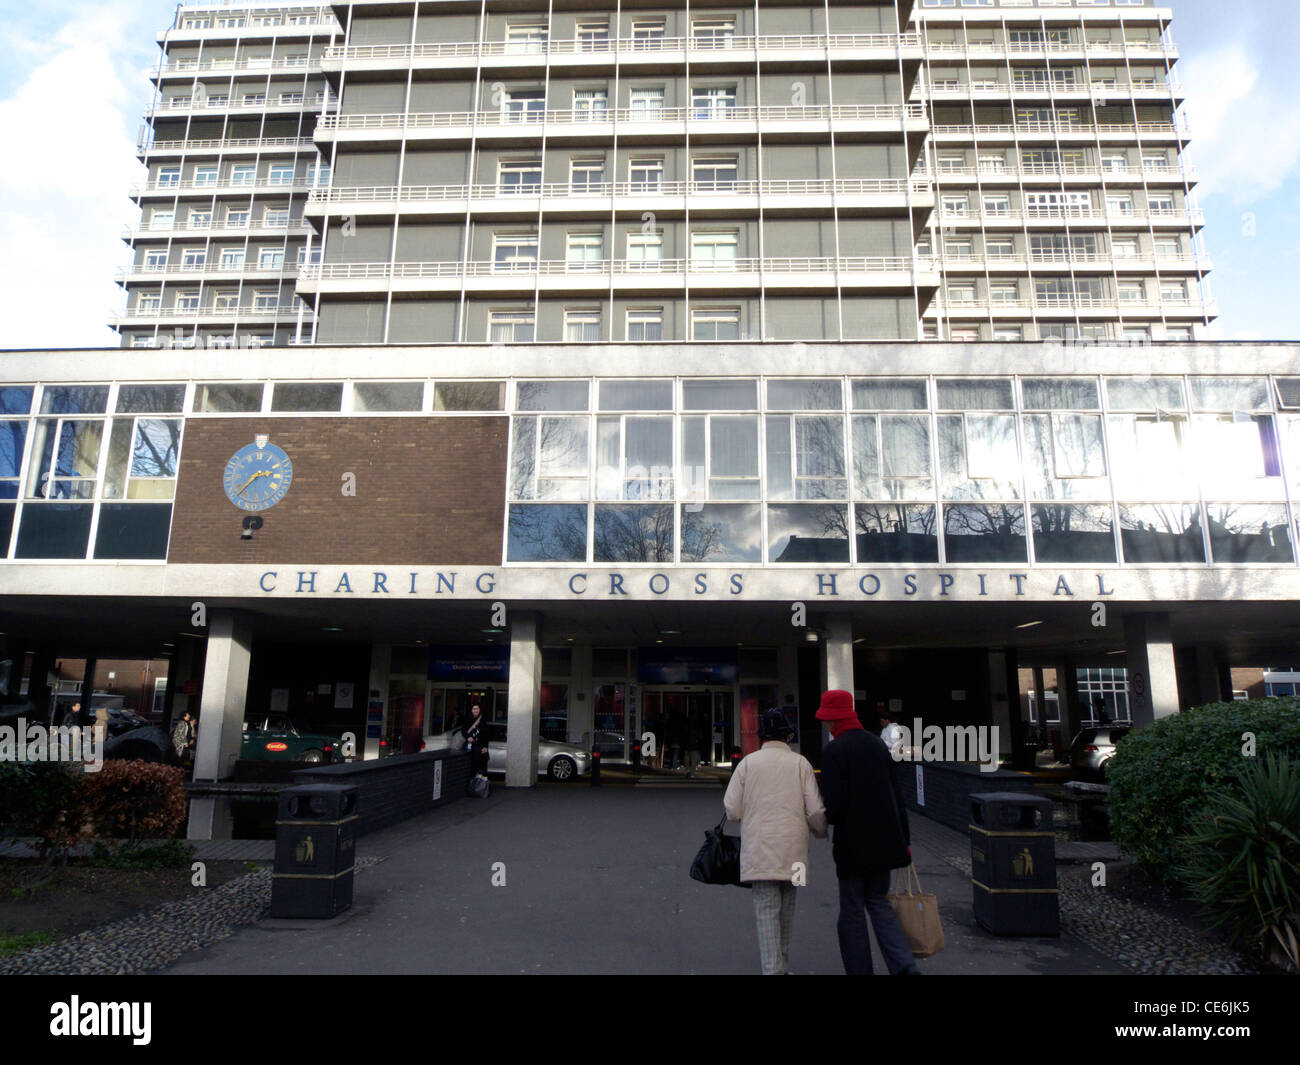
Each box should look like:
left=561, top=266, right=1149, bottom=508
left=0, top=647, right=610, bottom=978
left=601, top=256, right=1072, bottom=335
left=428, top=645, right=510, bottom=682
left=637, top=647, right=739, bottom=686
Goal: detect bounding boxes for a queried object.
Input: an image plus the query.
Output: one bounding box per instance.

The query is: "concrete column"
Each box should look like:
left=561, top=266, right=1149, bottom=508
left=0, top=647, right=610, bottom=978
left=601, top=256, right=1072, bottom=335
left=364, top=643, right=391, bottom=760
left=1053, top=656, right=1081, bottom=756
left=987, top=650, right=1014, bottom=762
left=568, top=642, right=594, bottom=744
left=506, top=612, right=542, bottom=788
left=1125, top=612, right=1180, bottom=727
left=192, top=611, right=252, bottom=782
left=824, top=615, right=854, bottom=694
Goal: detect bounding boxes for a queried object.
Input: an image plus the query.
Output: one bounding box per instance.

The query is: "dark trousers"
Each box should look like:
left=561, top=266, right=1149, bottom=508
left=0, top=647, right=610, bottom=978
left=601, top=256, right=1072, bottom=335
left=836, top=870, right=918, bottom=975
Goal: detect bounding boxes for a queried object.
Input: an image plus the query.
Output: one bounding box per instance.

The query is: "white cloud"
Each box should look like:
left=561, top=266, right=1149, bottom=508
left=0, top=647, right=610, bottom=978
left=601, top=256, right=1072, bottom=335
left=0, top=5, right=147, bottom=349
left=1181, top=42, right=1300, bottom=202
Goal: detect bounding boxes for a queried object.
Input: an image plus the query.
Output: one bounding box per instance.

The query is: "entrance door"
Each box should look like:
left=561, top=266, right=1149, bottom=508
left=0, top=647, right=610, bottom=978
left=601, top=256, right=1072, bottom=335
left=642, top=687, right=733, bottom=768
left=428, top=686, right=502, bottom=738
left=592, top=683, right=633, bottom=762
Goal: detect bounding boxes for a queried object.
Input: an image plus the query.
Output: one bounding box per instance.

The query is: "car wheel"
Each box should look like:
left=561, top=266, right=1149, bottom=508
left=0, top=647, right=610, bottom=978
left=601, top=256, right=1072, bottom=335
left=548, top=756, right=576, bottom=782
left=301, top=749, right=324, bottom=764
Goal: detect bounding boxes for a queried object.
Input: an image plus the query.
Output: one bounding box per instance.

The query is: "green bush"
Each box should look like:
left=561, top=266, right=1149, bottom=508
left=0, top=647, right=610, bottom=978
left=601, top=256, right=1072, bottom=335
left=90, top=839, right=196, bottom=869
left=75, top=761, right=187, bottom=845
left=0, top=760, right=87, bottom=861
left=1107, top=698, right=1300, bottom=875
left=1172, top=753, right=1300, bottom=972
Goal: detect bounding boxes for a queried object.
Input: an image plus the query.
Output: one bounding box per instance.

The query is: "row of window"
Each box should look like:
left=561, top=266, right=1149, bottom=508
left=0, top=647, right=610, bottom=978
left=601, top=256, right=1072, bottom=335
left=153, top=163, right=329, bottom=187
left=162, top=90, right=332, bottom=110
left=939, top=277, right=1199, bottom=302
left=924, top=231, right=1189, bottom=257
left=934, top=190, right=1185, bottom=218
left=925, top=69, right=1170, bottom=92
left=147, top=206, right=300, bottom=229
left=935, top=148, right=1179, bottom=172
left=132, top=292, right=297, bottom=314
left=178, top=11, right=331, bottom=30
left=135, top=246, right=314, bottom=272
left=505, top=501, right=1299, bottom=566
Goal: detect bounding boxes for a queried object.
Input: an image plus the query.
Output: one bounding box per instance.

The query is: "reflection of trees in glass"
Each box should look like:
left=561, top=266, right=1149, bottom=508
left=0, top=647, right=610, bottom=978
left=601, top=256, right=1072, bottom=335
left=856, top=503, right=936, bottom=536
left=594, top=505, right=675, bottom=562
left=131, top=419, right=181, bottom=478
left=0, top=422, right=26, bottom=484
left=1118, top=503, right=1194, bottom=536
left=507, top=504, right=587, bottom=561
left=946, top=503, right=1024, bottom=537
left=680, top=505, right=755, bottom=562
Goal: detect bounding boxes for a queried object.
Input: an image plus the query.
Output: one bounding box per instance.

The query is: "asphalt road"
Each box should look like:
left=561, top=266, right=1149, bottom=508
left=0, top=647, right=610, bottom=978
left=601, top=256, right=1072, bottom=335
left=162, top=784, right=1125, bottom=975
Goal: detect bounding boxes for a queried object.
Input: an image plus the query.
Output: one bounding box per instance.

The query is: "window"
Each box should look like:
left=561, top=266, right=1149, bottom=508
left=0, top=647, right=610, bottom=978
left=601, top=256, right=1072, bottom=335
left=231, top=164, right=256, bottom=186
left=627, top=231, right=663, bottom=265
left=990, top=282, right=1019, bottom=303
left=306, top=163, right=331, bottom=185
left=993, top=327, right=1022, bottom=341
left=182, top=248, right=206, bottom=269
left=225, top=208, right=250, bottom=226
left=151, top=210, right=175, bottom=230
left=1148, top=193, right=1176, bottom=214
left=258, top=247, right=284, bottom=270
left=268, top=164, right=295, bottom=186
left=252, top=291, right=279, bottom=311
left=629, top=158, right=663, bottom=191
left=692, top=19, right=736, bottom=47
left=691, top=231, right=739, bottom=265
left=986, top=237, right=1015, bottom=258
left=188, top=209, right=211, bottom=228
left=1160, top=280, right=1187, bottom=303
left=565, top=233, right=603, bottom=269
left=569, top=159, right=605, bottom=191
left=504, top=89, right=545, bottom=122
left=629, top=87, right=665, bottom=120
left=1155, top=238, right=1181, bottom=258
left=158, top=167, right=180, bottom=187
left=506, top=24, right=548, bottom=53
left=1106, top=193, right=1134, bottom=215
left=194, top=165, right=218, bottom=186
left=766, top=414, right=848, bottom=500
left=941, top=194, right=969, bottom=216
left=564, top=309, right=601, bottom=341
left=576, top=22, right=609, bottom=50
left=489, top=310, right=535, bottom=342
left=1117, top=278, right=1145, bottom=302
left=982, top=194, right=1010, bottom=216
left=627, top=308, right=663, bottom=341
left=494, top=234, right=539, bottom=270
left=212, top=291, right=238, bottom=311
left=691, top=86, right=736, bottom=119
left=945, top=239, right=972, bottom=259
left=573, top=88, right=608, bottom=120
left=143, top=250, right=166, bottom=270
left=682, top=414, right=760, bottom=499
left=978, top=153, right=1007, bottom=173
left=242, top=93, right=266, bottom=107
left=692, top=157, right=738, bottom=191
left=692, top=307, right=741, bottom=340
left=1113, top=237, right=1139, bottom=259
left=263, top=208, right=290, bottom=227
left=498, top=159, right=542, bottom=193
left=297, top=246, right=322, bottom=266
left=630, top=21, right=666, bottom=48
left=279, top=92, right=304, bottom=106
left=175, top=291, right=200, bottom=312
left=137, top=293, right=161, bottom=312
left=1102, top=152, right=1128, bottom=172
left=1142, top=152, right=1168, bottom=173
left=1026, top=191, right=1091, bottom=216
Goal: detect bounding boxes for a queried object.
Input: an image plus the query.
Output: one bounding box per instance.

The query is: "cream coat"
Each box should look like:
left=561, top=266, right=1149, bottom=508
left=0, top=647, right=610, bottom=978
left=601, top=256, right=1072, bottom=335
left=723, top=740, right=828, bottom=883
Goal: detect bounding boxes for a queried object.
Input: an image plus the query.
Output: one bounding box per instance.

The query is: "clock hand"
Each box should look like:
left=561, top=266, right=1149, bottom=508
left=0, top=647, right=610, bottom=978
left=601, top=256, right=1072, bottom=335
left=237, top=469, right=270, bottom=495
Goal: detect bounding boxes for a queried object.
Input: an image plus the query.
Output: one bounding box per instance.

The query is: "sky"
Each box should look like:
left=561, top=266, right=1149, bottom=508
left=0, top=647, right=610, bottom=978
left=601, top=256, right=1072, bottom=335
left=0, top=0, right=1295, bottom=349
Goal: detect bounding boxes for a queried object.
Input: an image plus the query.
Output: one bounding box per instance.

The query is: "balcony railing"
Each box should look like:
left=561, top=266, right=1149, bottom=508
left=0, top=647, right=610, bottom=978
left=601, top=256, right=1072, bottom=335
left=134, top=177, right=323, bottom=196
left=921, top=40, right=1176, bottom=60
left=138, top=135, right=319, bottom=154
left=307, top=177, right=932, bottom=205
left=113, top=305, right=305, bottom=320
left=915, top=79, right=1183, bottom=99
left=934, top=207, right=1206, bottom=227
left=928, top=163, right=1198, bottom=183
left=154, top=56, right=321, bottom=77
left=146, top=95, right=335, bottom=117
left=930, top=121, right=1189, bottom=139
left=298, top=255, right=931, bottom=283
left=316, top=102, right=927, bottom=133
left=115, top=262, right=298, bottom=281
left=322, top=32, right=923, bottom=65
left=937, top=296, right=1211, bottom=317
left=935, top=252, right=1210, bottom=271
left=123, top=220, right=311, bottom=239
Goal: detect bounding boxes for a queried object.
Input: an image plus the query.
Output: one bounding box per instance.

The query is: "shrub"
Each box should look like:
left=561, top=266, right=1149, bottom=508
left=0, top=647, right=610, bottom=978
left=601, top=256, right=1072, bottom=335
left=76, top=761, right=187, bottom=845
left=90, top=839, right=196, bottom=869
left=1172, top=753, right=1300, bottom=972
left=0, top=760, right=87, bottom=862
left=1107, top=698, right=1300, bottom=876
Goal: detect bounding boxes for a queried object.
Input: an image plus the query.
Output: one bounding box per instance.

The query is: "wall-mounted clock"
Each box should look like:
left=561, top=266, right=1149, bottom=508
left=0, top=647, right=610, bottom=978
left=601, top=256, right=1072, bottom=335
left=223, top=435, right=293, bottom=512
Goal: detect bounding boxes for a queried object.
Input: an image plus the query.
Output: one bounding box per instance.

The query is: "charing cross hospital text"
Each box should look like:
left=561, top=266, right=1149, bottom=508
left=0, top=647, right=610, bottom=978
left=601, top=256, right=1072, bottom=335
left=255, top=570, right=1119, bottom=599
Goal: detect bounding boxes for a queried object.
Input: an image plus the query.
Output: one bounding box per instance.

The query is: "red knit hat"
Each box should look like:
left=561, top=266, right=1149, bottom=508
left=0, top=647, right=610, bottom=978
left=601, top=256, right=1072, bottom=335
left=815, top=690, right=857, bottom=721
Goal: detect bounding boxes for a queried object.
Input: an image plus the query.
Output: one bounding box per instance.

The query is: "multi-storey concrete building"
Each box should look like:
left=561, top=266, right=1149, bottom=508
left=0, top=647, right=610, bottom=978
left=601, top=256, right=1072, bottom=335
left=115, top=3, right=340, bottom=349
left=114, top=0, right=1211, bottom=346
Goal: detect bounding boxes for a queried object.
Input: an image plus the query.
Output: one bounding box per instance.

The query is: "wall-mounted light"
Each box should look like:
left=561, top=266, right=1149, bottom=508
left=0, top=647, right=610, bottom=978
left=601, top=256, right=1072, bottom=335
left=241, top=515, right=263, bottom=541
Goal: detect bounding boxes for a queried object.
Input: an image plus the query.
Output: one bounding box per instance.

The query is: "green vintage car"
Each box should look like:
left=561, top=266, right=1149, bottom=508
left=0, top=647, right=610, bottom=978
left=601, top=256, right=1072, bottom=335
left=241, top=714, right=343, bottom=764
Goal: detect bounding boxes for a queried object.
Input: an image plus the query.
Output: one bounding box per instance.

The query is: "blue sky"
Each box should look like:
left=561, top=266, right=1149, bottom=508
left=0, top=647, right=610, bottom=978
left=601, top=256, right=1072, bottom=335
left=0, top=0, right=1295, bottom=348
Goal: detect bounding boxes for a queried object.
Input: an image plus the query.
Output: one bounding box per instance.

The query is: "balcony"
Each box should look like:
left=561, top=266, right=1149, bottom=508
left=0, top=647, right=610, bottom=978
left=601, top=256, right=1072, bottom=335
left=914, top=79, right=1184, bottom=101
left=314, top=103, right=929, bottom=144
left=930, top=121, right=1190, bottom=144
left=320, top=32, right=924, bottom=74
left=303, top=177, right=933, bottom=219
left=153, top=56, right=322, bottom=79
left=138, top=135, right=319, bottom=157
left=296, top=255, right=937, bottom=295
left=920, top=39, right=1177, bottom=63
left=146, top=94, right=335, bottom=118
left=935, top=252, right=1211, bottom=274
left=122, top=220, right=312, bottom=242
left=928, top=163, right=1198, bottom=186
left=134, top=177, right=324, bottom=198
left=112, top=304, right=308, bottom=324
left=115, top=262, right=298, bottom=284
left=934, top=206, right=1206, bottom=229
left=936, top=295, right=1213, bottom=319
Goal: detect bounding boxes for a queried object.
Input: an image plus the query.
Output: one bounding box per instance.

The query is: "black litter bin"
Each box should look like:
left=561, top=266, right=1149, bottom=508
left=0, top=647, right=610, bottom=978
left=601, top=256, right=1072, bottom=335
left=969, top=792, right=1059, bottom=936
left=269, top=783, right=359, bottom=919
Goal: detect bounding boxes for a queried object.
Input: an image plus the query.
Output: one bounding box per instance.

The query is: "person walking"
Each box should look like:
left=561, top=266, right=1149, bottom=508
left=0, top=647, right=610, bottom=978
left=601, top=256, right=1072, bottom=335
left=816, top=690, right=920, bottom=975
left=723, top=708, right=828, bottom=975
left=878, top=706, right=905, bottom=758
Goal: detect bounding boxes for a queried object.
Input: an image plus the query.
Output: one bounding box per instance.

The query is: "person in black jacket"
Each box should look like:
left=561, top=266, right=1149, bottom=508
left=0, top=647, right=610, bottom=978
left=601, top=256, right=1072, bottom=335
left=463, top=703, right=490, bottom=779
left=815, top=689, right=920, bottom=975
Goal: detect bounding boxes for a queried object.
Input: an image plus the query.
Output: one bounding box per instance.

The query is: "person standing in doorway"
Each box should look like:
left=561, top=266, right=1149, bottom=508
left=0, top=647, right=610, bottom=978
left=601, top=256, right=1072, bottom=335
left=463, top=703, right=490, bottom=779
left=816, top=690, right=920, bottom=975
left=171, top=710, right=193, bottom=764
left=723, top=708, right=828, bottom=975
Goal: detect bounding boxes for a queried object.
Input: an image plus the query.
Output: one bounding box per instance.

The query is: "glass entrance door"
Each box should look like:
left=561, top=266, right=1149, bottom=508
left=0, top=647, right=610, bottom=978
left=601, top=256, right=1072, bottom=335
left=641, top=687, right=736, bottom=769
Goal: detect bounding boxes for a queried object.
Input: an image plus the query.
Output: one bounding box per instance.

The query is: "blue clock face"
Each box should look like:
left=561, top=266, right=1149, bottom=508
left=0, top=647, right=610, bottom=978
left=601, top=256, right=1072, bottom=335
left=223, top=441, right=293, bottom=512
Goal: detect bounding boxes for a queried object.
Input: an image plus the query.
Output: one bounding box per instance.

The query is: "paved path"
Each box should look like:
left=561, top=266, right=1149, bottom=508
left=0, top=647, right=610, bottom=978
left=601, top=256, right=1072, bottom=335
left=162, top=786, right=1125, bottom=975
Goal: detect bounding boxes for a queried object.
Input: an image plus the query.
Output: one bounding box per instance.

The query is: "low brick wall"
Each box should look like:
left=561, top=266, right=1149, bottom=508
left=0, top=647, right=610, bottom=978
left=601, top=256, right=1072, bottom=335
left=293, top=749, right=470, bottom=837
left=896, top=761, right=1038, bottom=834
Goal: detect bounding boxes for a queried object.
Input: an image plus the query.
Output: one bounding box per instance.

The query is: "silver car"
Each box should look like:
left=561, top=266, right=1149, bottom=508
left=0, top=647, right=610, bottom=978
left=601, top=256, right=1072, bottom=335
left=423, top=721, right=591, bottom=781
left=1069, top=726, right=1132, bottom=776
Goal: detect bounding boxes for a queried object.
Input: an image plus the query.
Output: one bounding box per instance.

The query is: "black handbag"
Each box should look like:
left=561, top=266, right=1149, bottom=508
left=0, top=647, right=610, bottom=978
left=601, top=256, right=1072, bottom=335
left=689, top=813, right=750, bottom=889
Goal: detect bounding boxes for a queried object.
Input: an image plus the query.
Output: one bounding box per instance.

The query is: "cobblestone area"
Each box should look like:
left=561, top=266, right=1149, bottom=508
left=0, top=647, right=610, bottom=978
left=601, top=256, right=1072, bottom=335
left=0, top=857, right=381, bottom=976
left=943, top=855, right=1259, bottom=975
